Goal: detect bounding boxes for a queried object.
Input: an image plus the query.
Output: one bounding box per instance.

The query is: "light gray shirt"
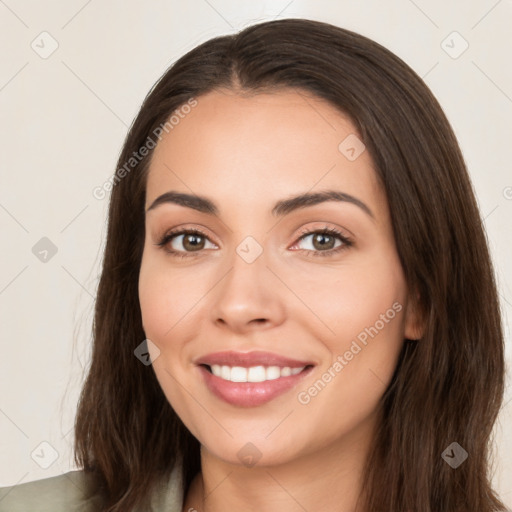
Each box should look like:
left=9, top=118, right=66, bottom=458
left=0, top=465, right=184, bottom=512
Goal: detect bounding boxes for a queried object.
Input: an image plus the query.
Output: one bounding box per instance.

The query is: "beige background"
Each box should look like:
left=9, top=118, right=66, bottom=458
left=0, top=0, right=511, bottom=506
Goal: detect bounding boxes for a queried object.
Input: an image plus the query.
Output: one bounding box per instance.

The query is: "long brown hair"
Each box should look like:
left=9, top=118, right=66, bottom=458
left=74, top=18, right=507, bottom=511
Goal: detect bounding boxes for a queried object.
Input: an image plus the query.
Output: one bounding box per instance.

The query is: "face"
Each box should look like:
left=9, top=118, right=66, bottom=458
left=138, top=89, right=422, bottom=467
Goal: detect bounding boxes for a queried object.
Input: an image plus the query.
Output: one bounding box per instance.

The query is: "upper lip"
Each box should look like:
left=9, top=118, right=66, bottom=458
left=196, top=351, right=315, bottom=368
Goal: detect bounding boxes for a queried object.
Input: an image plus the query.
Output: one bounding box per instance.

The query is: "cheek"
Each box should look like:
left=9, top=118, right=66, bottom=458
left=311, top=314, right=403, bottom=440
left=138, top=255, right=207, bottom=341
left=138, top=270, right=173, bottom=340
left=294, top=254, right=406, bottom=344
left=138, top=257, right=202, bottom=428
left=292, top=252, right=406, bottom=413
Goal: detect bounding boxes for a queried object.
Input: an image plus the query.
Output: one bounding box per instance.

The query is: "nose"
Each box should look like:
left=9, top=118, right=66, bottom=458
left=209, top=247, right=286, bottom=334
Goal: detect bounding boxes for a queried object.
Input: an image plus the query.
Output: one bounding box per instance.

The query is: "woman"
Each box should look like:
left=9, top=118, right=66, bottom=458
left=0, top=17, right=507, bottom=512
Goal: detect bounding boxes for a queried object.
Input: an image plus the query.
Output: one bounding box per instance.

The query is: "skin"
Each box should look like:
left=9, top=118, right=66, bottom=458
left=138, top=88, right=424, bottom=512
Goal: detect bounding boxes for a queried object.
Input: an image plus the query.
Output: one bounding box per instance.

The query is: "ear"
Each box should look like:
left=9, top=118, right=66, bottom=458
left=403, top=292, right=426, bottom=341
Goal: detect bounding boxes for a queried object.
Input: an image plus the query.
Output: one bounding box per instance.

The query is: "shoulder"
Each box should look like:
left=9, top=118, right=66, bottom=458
left=0, top=464, right=185, bottom=512
left=0, top=470, right=104, bottom=512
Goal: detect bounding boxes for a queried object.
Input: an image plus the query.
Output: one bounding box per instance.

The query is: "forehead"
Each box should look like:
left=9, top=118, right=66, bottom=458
left=145, top=89, right=385, bottom=217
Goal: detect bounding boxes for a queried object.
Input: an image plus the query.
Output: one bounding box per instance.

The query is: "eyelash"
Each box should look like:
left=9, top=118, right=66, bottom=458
left=155, top=226, right=353, bottom=259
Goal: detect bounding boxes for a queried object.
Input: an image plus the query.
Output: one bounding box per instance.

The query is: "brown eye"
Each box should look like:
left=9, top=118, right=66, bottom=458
left=156, top=228, right=216, bottom=257
left=180, top=233, right=206, bottom=251
left=296, top=230, right=346, bottom=251
left=291, top=227, right=353, bottom=258
left=310, top=233, right=337, bottom=251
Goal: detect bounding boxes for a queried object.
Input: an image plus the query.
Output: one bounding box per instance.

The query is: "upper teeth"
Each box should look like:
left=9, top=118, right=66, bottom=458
left=210, top=365, right=305, bottom=383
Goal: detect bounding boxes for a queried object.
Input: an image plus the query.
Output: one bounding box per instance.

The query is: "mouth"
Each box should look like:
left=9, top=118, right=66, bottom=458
left=197, top=359, right=315, bottom=407
left=200, top=363, right=313, bottom=383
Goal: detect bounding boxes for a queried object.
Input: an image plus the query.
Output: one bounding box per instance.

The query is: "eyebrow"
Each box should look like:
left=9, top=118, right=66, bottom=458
left=146, top=190, right=374, bottom=219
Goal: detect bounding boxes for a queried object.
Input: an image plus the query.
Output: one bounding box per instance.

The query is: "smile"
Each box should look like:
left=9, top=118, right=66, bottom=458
left=207, top=364, right=306, bottom=382
left=198, top=364, right=314, bottom=407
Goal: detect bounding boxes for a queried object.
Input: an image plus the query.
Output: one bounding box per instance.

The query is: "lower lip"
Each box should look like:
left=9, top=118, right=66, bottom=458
left=198, top=365, right=314, bottom=407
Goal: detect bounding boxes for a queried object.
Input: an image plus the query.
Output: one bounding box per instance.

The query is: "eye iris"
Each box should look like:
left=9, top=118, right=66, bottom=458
left=183, top=234, right=205, bottom=251
left=312, top=233, right=335, bottom=250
